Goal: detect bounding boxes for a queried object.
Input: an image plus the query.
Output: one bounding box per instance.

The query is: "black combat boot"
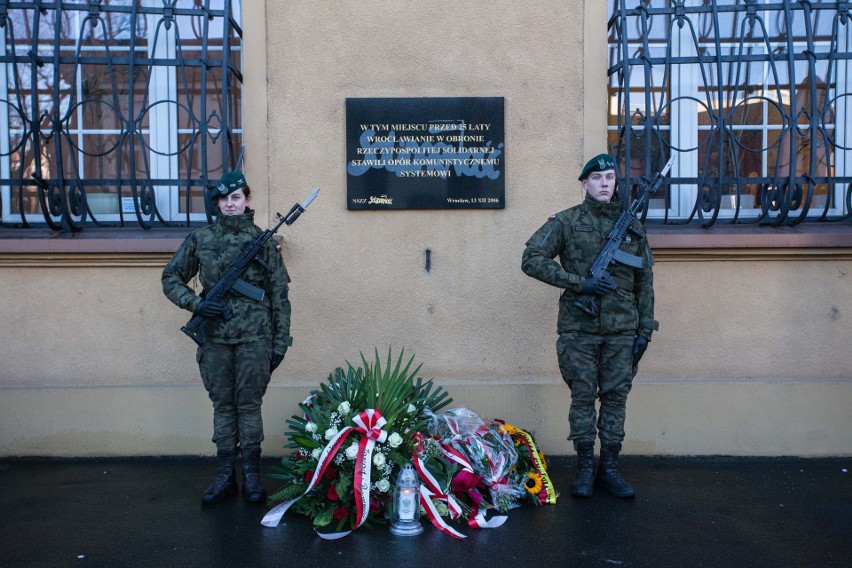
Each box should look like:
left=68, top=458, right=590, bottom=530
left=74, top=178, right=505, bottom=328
left=201, top=449, right=238, bottom=504
left=596, top=448, right=635, bottom=498
left=570, top=443, right=596, bottom=498
left=241, top=447, right=267, bottom=503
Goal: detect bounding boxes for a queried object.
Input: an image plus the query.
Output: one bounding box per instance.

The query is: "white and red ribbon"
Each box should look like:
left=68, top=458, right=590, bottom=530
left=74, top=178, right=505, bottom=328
left=468, top=507, right=508, bottom=529
left=413, top=456, right=463, bottom=520
left=419, top=486, right=467, bottom=539
left=261, top=409, right=388, bottom=539
left=413, top=454, right=466, bottom=539
left=350, top=409, right=388, bottom=529
left=409, top=440, right=508, bottom=539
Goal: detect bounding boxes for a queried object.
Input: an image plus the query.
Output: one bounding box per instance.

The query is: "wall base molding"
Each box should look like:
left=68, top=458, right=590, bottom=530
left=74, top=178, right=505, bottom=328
left=2, top=379, right=849, bottom=457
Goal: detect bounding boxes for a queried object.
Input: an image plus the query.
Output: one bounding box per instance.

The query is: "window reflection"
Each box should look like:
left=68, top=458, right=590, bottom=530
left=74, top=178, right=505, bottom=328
left=1, top=1, right=243, bottom=229
left=607, top=0, right=850, bottom=224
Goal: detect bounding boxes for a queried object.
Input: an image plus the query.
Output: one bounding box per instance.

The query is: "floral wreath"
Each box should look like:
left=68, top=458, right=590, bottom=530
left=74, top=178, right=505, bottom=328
left=261, top=349, right=557, bottom=539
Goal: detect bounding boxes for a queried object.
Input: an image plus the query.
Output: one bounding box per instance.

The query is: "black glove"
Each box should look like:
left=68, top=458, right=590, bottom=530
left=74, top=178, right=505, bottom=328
left=270, top=348, right=287, bottom=373
left=579, top=273, right=618, bottom=296
left=194, top=298, right=227, bottom=318
left=632, top=335, right=650, bottom=366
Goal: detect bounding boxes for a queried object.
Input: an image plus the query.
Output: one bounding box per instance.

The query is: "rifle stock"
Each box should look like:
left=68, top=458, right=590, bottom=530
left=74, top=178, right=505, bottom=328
left=181, top=315, right=207, bottom=346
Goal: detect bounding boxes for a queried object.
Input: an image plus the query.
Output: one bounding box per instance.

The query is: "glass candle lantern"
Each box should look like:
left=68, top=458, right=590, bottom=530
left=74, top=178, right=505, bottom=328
left=390, top=463, right=423, bottom=536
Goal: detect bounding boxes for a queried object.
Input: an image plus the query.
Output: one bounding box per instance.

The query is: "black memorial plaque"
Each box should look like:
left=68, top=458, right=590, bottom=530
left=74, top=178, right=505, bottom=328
left=346, top=97, right=505, bottom=210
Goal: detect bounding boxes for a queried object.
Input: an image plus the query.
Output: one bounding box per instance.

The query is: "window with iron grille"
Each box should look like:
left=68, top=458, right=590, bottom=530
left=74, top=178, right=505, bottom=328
left=608, top=0, right=852, bottom=226
left=0, top=0, right=242, bottom=232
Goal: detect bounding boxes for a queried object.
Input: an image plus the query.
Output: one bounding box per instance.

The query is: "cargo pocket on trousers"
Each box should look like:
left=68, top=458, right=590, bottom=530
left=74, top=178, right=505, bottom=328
left=556, top=333, right=577, bottom=387
left=196, top=346, right=211, bottom=391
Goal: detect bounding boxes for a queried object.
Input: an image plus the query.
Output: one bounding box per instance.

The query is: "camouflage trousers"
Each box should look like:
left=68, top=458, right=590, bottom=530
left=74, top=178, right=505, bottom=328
left=197, top=340, right=273, bottom=454
left=556, top=332, right=635, bottom=451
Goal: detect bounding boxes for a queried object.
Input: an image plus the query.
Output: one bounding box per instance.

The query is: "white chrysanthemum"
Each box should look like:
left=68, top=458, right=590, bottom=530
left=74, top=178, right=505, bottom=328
left=387, top=432, right=403, bottom=448
left=324, top=427, right=338, bottom=440
left=376, top=478, right=391, bottom=493
left=311, top=448, right=321, bottom=459
left=338, top=401, right=351, bottom=415
left=304, top=422, right=317, bottom=433
left=373, top=452, right=386, bottom=467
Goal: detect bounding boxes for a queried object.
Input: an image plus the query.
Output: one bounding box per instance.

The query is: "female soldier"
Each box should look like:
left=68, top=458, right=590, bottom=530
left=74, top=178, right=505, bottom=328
left=522, top=154, right=658, bottom=498
left=162, top=171, right=291, bottom=504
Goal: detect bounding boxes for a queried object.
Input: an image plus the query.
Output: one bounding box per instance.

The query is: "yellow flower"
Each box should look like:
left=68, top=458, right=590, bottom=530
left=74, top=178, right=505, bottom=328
left=501, top=423, right=520, bottom=436
left=538, top=452, right=548, bottom=470
left=524, top=472, right=543, bottom=494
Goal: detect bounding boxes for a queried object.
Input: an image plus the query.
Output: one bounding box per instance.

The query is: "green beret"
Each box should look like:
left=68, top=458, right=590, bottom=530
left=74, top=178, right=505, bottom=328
left=578, top=153, right=616, bottom=180
left=211, top=171, right=247, bottom=198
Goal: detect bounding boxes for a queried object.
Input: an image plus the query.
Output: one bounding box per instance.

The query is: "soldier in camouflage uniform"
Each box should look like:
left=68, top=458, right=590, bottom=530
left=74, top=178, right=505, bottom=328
left=162, top=171, right=292, bottom=504
left=522, top=154, right=658, bottom=498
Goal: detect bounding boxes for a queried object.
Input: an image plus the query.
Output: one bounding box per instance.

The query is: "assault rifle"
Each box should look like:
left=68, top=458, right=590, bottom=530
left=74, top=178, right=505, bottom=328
left=180, top=188, right=320, bottom=346
left=573, top=156, right=674, bottom=317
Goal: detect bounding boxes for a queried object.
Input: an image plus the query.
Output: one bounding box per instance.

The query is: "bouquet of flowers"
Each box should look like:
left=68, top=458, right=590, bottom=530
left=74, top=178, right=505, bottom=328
left=428, top=407, right=522, bottom=512
left=496, top=420, right=558, bottom=507
left=262, top=348, right=556, bottom=540
left=427, top=408, right=557, bottom=513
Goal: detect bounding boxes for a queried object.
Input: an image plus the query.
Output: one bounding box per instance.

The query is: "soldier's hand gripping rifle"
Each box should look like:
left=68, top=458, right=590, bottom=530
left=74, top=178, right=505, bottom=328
left=573, top=156, right=674, bottom=317
left=180, top=188, right=320, bottom=346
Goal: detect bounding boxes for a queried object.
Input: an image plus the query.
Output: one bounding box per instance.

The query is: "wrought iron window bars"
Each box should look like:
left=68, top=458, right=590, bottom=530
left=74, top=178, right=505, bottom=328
left=0, top=0, right=242, bottom=231
left=608, top=0, right=852, bottom=226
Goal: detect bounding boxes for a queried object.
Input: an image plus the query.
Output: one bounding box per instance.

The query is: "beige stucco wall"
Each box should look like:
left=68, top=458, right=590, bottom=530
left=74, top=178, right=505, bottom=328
left=1, top=1, right=851, bottom=457
left=262, top=1, right=588, bottom=381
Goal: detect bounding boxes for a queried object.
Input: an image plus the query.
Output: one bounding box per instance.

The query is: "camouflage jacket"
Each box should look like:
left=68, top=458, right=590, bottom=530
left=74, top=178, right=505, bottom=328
left=162, top=209, right=292, bottom=353
left=522, top=194, right=658, bottom=337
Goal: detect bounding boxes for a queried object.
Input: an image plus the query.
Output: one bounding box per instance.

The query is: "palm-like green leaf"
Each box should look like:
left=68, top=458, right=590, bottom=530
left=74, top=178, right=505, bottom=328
left=354, top=348, right=427, bottom=424
left=414, top=376, right=452, bottom=412
left=281, top=347, right=452, bottom=453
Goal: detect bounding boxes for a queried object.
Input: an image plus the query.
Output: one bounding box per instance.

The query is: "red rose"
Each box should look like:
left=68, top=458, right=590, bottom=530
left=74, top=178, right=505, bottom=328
left=327, top=485, right=340, bottom=502
left=304, top=471, right=315, bottom=483
left=323, top=465, right=337, bottom=480
left=369, top=499, right=381, bottom=514
left=333, top=507, right=348, bottom=522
